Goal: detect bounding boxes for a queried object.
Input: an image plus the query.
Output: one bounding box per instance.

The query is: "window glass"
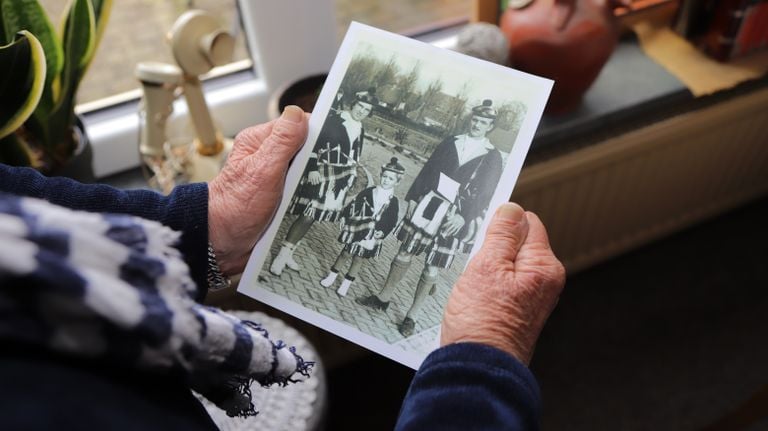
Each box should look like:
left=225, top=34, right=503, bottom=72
left=38, top=0, right=471, bottom=106
left=334, top=0, right=472, bottom=39
left=39, top=0, right=249, bottom=105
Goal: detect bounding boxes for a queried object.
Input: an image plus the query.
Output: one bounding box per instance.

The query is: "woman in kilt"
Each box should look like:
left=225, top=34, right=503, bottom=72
left=318, top=158, right=405, bottom=296
left=358, top=100, right=504, bottom=337
left=270, top=89, right=378, bottom=276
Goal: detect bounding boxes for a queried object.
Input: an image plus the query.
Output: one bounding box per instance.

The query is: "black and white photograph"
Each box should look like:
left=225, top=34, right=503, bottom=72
left=239, top=23, right=552, bottom=369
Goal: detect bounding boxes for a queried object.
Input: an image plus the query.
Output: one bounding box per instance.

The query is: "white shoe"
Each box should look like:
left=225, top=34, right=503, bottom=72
left=269, top=246, right=291, bottom=276
left=319, top=272, right=338, bottom=288
left=285, top=240, right=302, bottom=271
left=285, top=254, right=302, bottom=271
left=337, top=278, right=353, bottom=296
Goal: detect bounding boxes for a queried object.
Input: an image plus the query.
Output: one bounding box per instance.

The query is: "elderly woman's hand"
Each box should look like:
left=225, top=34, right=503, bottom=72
left=441, top=202, right=565, bottom=365
left=208, top=106, right=309, bottom=275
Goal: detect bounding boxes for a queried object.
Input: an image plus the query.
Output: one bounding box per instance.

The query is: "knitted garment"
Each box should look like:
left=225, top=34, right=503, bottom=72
left=0, top=192, right=312, bottom=418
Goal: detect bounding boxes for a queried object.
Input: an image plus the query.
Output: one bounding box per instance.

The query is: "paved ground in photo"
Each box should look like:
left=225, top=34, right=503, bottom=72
left=257, top=136, right=469, bottom=348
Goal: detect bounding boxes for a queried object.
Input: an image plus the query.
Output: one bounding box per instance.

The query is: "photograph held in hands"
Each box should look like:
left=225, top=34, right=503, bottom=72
left=238, top=22, right=552, bottom=369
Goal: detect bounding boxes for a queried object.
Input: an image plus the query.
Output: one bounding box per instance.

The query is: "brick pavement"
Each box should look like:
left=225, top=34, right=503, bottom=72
left=258, top=137, right=470, bottom=352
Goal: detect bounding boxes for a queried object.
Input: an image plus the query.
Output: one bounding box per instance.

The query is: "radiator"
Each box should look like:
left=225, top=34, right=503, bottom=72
left=512, top=87, right=768, bottom=273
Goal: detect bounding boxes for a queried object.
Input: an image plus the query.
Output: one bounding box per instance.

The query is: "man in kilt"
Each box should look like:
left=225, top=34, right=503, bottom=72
left=270, top=89, right=378, bottom=275
left=358, top=99, right=504, bottom=337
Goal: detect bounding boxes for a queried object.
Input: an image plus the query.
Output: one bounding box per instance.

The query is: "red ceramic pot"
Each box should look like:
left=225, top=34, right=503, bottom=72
left=500, top=0, right=620, bottom=114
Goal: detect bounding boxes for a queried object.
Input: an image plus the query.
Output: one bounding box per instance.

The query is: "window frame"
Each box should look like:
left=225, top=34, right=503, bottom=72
left=82, top=0, right=460, bottom=178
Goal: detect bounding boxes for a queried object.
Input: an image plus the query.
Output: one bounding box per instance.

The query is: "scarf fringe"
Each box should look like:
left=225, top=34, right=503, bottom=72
left=212, top=346, right=316, bottom=418
left=0, top=193, right=314, bottom=420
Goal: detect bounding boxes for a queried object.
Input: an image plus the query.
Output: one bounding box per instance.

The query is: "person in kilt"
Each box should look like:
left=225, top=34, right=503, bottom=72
left=270, top=89, right=378, bottom=276
left=318, top=158, right=405, bottom=296
left=358, top=99, right=504, bottom=337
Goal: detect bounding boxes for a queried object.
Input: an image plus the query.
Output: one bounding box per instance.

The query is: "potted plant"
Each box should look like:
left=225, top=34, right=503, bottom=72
left=0, top=0, right=112, bottom=180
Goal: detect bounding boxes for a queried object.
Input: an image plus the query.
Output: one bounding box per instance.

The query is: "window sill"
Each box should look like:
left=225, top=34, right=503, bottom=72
left=82, top=71, right=267, bottom=178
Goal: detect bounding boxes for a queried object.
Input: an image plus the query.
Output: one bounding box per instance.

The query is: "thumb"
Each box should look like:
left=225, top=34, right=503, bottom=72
left=254, top=105, right=308, bottom=168
left=479, top=202, right=529, bottom=263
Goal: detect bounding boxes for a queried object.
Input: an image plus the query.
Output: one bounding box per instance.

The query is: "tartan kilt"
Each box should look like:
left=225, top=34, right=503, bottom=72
left=343, top=242, right=381, bottom=259
left=338, top=219, right=381, bottom=258
left=395, top=219, right=471, bottom=269
left=288, top=163, right=356, bottom=222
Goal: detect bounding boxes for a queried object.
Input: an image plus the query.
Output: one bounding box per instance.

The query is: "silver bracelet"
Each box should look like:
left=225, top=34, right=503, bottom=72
left=207, top=242, right=231, bottom=290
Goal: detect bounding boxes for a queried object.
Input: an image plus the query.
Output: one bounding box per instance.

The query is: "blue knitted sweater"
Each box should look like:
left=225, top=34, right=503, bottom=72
left=0, top=164, right=542, bottom=430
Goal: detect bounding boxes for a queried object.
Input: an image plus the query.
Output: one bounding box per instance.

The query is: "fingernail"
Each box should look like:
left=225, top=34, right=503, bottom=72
left=281, top=105, right=304, bottom=123
left=497, top=202, right=525, bottom=221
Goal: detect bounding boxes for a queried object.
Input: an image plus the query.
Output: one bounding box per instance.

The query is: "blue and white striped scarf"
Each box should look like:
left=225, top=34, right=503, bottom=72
left=0, top=192, right=312, bottom=417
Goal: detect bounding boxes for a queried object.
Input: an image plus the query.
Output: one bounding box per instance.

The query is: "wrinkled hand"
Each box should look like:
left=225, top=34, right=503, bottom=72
left=307, top=171, right=322, bottom=185
left=441, top=203, right=565, bottom=365
left=208, top=106, right=309, bottom=275
left=442, top=213, right=465, bottom=237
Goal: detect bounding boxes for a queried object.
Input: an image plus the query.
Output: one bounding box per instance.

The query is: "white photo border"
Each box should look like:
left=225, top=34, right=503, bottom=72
left=238, top=22, right=553, bottom=370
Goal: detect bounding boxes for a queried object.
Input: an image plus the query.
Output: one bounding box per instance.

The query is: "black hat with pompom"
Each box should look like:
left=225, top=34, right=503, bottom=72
left=355, top=87, right=379, bottom=106
left=471, top=99, right=497, bottom=119
left=382, top=157, right=405, bottom=175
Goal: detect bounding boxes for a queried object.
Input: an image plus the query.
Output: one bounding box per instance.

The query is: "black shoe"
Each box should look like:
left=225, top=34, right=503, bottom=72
left=399, top=317, right=416, bottom=337
left=356, top=295, right=390, bottom=311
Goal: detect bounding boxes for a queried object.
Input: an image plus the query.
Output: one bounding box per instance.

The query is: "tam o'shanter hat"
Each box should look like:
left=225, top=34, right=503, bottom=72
left=355, top=87, right=379, bottom=106
left=382, top=157, right=405, bottom=175
left=472, top=99, right=497, bottom=119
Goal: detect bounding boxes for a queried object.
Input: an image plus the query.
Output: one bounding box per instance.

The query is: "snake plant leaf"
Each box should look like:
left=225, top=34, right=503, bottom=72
left=0, top=31, right=46, bottom=140
left=55, top=0, right=95, bottom=111
left=90, top=0, right=112, bottom=52
left=1, top=0, right=64, bottom=115
left=78, top=0, right=112, bottom=76
left=0, top=132, right=35, bottom=167
left=0, top=6, right=5, bottom=46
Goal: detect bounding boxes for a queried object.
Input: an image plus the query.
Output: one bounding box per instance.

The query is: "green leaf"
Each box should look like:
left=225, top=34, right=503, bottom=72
left=80, top=0, right=112, bottom=73
left=61, top=0, right=95, bottom=77
left=0, top=6, right=6, bottom=46
left=0, top=31, right=46, bottom=139
left=1, top=0, right=64, bottom=115
left=0, top=132, right=35, bottom=167
left=90, top=0, right=112, bottom=47
left=53, top=0, right=95, bottom=112
left=45, top=0, right=95, bottom=154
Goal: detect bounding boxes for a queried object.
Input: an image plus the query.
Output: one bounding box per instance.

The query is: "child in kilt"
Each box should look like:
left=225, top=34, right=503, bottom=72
left=319, top=158, right=405, bottom=296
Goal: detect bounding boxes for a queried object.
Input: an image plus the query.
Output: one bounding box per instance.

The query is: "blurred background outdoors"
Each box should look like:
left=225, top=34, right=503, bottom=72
left=39, top=0, right=471, bottom=105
